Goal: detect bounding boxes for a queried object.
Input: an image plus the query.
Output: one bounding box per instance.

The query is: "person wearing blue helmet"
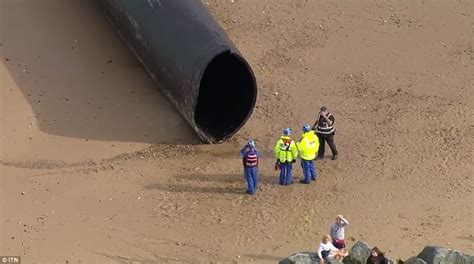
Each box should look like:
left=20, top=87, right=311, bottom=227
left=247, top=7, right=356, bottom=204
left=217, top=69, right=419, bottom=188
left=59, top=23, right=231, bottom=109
left=297, top=124, right=320, bottom=184
left=274, top=128, right=298, bottom=185
left=241, top=139, right=260, bottom=195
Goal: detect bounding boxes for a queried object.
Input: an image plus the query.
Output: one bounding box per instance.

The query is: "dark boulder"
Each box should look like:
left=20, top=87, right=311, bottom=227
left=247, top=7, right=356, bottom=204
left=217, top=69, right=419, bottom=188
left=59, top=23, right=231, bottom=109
left=342, top=241, right=371, bottom=264
left=278, top=251, right=342, bottom=264
left=279, top=240, right=398, bottom=264
left=404, top=257, right=427, bottom=264
left=416, top=245, right=473, bottom=264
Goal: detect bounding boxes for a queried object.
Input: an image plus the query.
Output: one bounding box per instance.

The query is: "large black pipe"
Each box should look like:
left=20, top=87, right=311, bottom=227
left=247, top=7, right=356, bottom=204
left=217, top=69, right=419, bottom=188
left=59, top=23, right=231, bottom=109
left=101, top=0, right=257, bottom=143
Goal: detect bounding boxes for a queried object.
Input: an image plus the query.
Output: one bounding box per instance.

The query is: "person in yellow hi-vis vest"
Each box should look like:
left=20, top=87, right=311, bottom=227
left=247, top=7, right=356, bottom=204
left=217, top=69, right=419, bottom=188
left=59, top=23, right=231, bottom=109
left=297, top=124, right=320, bottom=184
left=274, top=128, right=298, bottom=185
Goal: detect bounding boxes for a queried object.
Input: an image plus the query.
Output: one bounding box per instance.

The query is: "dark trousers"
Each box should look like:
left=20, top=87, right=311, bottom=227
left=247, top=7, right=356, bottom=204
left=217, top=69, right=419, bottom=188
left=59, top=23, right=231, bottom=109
left=317, top=134, right=338, bottom=158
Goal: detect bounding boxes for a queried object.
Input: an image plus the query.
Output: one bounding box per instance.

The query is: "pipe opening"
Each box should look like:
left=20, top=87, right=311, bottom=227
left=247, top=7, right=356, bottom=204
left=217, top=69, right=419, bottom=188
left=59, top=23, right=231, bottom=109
left=195, top=51, right=257, bottom=142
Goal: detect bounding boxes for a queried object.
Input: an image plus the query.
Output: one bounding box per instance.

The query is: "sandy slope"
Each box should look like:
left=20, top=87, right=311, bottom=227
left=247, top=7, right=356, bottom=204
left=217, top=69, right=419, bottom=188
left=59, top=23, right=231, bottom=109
left=1, top=0, right=473, bottom=263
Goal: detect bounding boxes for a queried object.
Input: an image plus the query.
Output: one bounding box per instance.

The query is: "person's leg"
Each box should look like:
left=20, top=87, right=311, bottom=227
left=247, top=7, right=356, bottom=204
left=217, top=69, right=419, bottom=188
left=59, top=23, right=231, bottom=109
left=339, top=240, right=346, bottom=254
left=336, top=250, right=348, bottom=258
left=252, top=167, right=258, bottom=192
left=326, top=135, right=338, bottom=159
left=245, top=168, right=254, bottom=194
left=279, top=163, right=285, bottom=185
left=300, top=159, right=310, bottom=183
left=286, top=163, right=293, bottom=185
left=310, top=160, right=317, bottom=180
left=317, top=134, right=326, bottom=159
left=333, top=240, right=346, bottom=253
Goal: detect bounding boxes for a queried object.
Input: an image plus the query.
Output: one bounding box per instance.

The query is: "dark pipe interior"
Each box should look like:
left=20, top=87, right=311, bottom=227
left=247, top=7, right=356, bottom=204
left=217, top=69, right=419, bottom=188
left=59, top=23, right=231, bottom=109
left=195, top=52, right=256, bottom=142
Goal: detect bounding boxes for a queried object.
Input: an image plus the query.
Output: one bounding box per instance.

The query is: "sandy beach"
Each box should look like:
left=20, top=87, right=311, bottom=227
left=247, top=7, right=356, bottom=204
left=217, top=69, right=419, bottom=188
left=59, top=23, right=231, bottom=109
left=1, top=0, right=473, bottom=263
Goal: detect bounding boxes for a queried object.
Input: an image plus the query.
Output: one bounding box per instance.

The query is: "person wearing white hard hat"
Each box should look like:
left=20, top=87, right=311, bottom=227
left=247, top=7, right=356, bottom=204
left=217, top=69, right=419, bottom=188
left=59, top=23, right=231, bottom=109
left=240, top=139, right=260, bottom=195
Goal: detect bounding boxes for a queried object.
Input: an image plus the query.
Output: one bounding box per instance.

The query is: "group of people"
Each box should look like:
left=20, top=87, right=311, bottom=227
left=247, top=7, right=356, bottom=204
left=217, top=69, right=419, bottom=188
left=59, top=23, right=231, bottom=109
left=240, top=106, right=338, bottom=195
left=239, top=107, right=390, bottom=263
left=317, top=215, right=389, bottom=263
left=317, top=215, right=350, bottom=261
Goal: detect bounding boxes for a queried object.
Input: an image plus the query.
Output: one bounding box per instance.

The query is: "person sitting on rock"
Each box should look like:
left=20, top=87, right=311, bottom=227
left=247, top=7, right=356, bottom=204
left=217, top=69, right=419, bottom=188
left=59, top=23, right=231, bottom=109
left=317, top=234, right=348, bottom=262
left=366, top=247, right=389, bottom=264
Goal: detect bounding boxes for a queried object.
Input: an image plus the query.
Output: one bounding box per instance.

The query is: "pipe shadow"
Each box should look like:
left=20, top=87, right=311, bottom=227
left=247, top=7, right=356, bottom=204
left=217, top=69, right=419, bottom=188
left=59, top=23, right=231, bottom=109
left=0, top=0, right=198, bottom=144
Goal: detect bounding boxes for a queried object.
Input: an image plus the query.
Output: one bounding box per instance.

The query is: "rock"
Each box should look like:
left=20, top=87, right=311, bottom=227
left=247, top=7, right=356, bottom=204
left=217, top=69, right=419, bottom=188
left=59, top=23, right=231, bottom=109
left=343, top=241, right=371, bottom=264
left=279, top=252, right=342, bottom=264
left=416, top=246, right=449, bottom=264
left=404, top=257, right=427, bottom=264
left=280, top=241, right=399, bottom=264
left=279, top=252, right=318, bottom=264
left=444, top=250, right=473, bottom=264
left=415, top=246, right=473, bottom=264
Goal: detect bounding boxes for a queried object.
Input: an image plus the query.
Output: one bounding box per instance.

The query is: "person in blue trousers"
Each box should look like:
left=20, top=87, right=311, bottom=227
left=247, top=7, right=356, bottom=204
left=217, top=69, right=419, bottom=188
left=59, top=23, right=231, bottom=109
left=274, top=128, right=299, bottom=185
left=297, top=124, right=320, bottom=184
left=241, top=139, right=260, bottom=195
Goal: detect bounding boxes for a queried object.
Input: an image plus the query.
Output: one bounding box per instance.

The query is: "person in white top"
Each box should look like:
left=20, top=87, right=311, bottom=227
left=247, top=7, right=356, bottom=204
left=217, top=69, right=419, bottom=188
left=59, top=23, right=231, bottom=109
left=317, top=234, right=348, bottom=262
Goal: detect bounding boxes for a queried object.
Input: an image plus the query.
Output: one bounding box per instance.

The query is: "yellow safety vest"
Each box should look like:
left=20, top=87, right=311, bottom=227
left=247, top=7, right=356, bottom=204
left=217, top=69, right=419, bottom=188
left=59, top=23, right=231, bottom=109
left=274, top=136, right=298, bottom=163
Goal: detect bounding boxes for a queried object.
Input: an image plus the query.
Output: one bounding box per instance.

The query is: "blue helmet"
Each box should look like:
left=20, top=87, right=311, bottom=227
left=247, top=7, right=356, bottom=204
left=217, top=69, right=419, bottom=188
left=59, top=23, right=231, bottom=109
left=303, top=124, right=311, bottom=133
left=248, top=139, right=255, bottom=148
left=283, top=127, right=292, bottom=136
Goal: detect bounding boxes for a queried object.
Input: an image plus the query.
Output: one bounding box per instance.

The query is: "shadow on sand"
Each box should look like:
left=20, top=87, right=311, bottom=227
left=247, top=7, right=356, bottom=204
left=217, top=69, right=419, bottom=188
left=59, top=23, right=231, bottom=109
left=144, top=173, right=281, bottom=195
left=144, top=182, right=245, bottom=195
left=172, top=173, right=280, bottom=185
left=242, top=254, right=284, bottom=262
left=0, top=0, right=198, bottom=144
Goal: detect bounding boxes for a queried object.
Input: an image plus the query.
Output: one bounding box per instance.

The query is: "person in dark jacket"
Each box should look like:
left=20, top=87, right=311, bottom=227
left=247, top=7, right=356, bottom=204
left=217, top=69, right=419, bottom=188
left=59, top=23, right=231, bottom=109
left=312, top=106, right=338, bottom=160
left=366, top=247, right=389, bottom=264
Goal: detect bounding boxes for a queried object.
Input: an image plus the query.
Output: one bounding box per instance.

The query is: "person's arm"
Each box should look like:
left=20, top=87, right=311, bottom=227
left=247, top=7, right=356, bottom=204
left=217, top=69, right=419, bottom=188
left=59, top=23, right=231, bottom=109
left=312, top=114, right=321, bottom=130
left=296, top=140, right=303, bottom=154
left=240, top=146, right=247, bottom=157
left=329, top=243, right=339, bottom=252
left=327, top=115, right=335, bottom=126
left=274, top=141, right=280, bottom=159
left=317, top=243, right=324, bottom=259
left=321, top=112, right=333, bottom=125
left=291, top=141, right=298, bottom=159
left=339, top=216, right=349, bottom=226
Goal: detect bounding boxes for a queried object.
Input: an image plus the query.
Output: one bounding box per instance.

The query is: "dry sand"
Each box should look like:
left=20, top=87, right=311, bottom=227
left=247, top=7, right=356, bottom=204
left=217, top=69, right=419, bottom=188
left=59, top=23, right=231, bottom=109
left=1, top=0, right=473, bottom=263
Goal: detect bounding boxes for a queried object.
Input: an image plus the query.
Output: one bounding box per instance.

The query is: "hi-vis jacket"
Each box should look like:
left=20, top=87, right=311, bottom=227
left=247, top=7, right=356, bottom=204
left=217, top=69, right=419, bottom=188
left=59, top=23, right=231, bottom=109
left=274, top=136, right=298, bottom=163
left=297, top=130, right=319, bottom=160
